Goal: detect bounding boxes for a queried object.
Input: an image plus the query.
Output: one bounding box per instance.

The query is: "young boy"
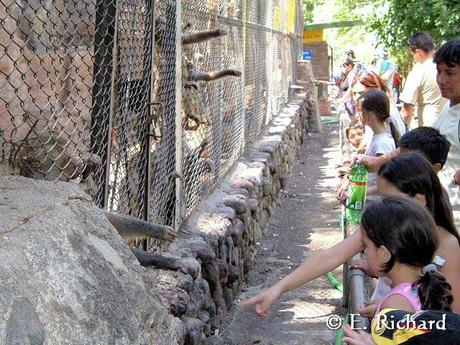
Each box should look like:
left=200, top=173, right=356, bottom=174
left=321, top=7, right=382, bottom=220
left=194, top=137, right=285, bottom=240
left=399, top=126, right=450, bottom=173
left=345, top=125, right=364, bottom=149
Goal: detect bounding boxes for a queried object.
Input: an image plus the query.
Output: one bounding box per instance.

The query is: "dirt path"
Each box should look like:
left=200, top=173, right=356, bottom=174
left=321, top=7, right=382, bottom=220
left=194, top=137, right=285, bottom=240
left=221, top=120, right=346, bottom=345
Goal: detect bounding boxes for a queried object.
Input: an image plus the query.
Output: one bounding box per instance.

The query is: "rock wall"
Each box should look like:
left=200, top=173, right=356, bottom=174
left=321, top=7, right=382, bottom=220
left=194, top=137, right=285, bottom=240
left=150, top=94, right=314, bottom=344
left=0, top=177, right=185, bottom=345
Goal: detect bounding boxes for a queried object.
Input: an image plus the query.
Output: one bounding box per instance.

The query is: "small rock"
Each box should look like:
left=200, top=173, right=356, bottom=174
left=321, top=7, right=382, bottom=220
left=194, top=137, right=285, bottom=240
left=227, top=265, right=240, bottom=284
left=214, top=207, right=236, bottom=221
left=185, top=239, right=216, bottom=264
left=206, top=335, right=224, bottom=345
left=182, top=317, right=204, bottom=345
left=231, top=179, right=255, bottom=193
left=223, top=195, right=249, bottom=215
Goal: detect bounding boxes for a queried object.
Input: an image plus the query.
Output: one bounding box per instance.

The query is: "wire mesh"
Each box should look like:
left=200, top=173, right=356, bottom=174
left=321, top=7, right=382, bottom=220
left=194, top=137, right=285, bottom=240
left=147, top=0, right=177, bottom=227
left=0, top=0, right=302, bottom=229
left=106, top=0, right=154, bottom=219
left=245, top=4, right=265, bottom=139
left=181, top=2, right=223, bottom=218
left=181, top=1, right=247, bottom=219
left=0, top=0, right=100, bottom=186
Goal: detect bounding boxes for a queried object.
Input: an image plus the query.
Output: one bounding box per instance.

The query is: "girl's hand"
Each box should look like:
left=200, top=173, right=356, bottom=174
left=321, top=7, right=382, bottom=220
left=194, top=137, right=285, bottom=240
left=238, top=286, right=283, bottom=318
left=358, top=300, right=378, bottom=318
left=342, top=324, right=376, bottom=345
left=354, top=154, right=379, bottom=172
left=350, top=259, right=377, bottom=277
left=336, top=179, right=350, bottom=204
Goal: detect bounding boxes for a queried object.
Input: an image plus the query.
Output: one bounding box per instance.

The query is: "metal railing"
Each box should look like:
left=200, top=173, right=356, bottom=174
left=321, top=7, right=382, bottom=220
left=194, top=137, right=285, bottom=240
left=337, top=95, right=371, bottom=331
left=0, top=0, right=303, bottom=232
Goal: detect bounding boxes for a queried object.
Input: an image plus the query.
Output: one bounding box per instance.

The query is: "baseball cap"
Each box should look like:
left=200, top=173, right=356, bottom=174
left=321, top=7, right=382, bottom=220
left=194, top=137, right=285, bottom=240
left=372, top=308, right=460, bottom=344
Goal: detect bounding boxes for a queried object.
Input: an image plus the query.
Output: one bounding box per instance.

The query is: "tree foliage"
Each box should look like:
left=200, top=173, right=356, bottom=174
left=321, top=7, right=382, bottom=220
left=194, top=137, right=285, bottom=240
left=367, top=0, right=460, bottom=74
left=302, top=0, right=325, bottom=23
left=301, top=0, right=460, bottom=76
left=369, top=0, right=460, bottom=48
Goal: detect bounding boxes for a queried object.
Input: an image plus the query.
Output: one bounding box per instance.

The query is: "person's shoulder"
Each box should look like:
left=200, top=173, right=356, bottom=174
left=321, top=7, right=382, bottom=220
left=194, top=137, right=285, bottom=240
left=422, top=58, right=438, bottom=72
left=380, top=292, right=416, bottom=313
left=378, top=132, right=397, bottom=145
left=437, top=227, right=460, bottom=251
left=404, top=64, right=422, bottom=81
left=371, top=134, right=395, bottom=154
left=431, top=104, right=451, bottom=128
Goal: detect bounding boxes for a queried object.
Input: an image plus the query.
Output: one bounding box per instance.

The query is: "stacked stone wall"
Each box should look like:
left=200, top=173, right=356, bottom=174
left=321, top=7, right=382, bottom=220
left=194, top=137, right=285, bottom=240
left=148, top=94, right=314, bottom=344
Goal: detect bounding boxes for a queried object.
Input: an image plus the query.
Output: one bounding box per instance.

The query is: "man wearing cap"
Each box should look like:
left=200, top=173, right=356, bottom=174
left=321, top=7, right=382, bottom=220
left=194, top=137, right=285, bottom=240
left=376, top=47, right=395, bottom=93
left=400, top=32, right=448, bottom=127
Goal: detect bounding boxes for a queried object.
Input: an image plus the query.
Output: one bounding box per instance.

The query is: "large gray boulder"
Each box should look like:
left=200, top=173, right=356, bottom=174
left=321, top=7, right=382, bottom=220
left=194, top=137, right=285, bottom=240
left=0, top=176, right=184, bottom=345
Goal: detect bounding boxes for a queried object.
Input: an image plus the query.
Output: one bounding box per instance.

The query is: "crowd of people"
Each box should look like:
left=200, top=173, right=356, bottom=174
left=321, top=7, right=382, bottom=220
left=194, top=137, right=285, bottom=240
left=240, top=33, right=460, bottom=344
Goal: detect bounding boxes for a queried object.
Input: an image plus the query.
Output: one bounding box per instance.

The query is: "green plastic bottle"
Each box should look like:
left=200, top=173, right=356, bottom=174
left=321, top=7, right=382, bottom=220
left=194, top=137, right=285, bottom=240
left=346, top=163, right=368, bottom=224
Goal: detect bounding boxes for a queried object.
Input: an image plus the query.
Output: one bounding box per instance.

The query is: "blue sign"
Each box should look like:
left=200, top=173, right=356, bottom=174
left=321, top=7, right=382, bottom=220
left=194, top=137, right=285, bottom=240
left=302, top=49, right=313, bottom=60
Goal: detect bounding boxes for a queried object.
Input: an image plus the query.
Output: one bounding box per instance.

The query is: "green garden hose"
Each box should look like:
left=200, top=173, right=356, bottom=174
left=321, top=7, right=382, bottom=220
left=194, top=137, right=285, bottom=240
left=335, top=313, right=350, bottom=345
left=326, top=271, right=344, bottom=292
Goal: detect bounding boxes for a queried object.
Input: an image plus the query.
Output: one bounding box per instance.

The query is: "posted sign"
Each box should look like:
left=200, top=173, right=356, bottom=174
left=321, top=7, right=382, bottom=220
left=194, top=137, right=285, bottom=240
left=303, top=29, right=324, bottom=43
left=302, top=49, right=313, bottom=60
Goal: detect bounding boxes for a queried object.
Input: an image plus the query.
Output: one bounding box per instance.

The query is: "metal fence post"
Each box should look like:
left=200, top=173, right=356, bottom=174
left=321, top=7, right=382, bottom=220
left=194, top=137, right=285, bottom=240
left=145, top=0, right=157, bottom=222
left=175, top=0, right=183, bottom=230
left=241, top=0, right=247, bottom=150
left=104, top=0, right=120, bottom=209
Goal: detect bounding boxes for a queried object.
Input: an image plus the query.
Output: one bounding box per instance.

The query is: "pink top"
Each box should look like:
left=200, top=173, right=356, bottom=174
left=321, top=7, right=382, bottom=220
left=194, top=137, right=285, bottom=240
left=375, top=282, right=421, bottom=314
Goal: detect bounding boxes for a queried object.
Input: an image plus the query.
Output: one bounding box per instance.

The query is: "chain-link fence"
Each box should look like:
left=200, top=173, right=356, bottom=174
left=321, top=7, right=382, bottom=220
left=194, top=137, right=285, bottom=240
left=0, top=0, right=303, bottom=231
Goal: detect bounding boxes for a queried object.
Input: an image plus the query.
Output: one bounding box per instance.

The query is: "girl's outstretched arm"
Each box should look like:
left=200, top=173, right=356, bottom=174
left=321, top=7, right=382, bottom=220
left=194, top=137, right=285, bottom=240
left=239, top=230, right=364, bottom=317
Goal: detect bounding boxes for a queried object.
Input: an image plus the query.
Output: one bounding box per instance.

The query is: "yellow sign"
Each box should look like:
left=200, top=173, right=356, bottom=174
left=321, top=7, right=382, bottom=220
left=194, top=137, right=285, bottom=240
left=273, top=6, right=281, bottom=30
left=303, top=29, right=324, bottom=43
left=287, top=0, right=296, bottom=33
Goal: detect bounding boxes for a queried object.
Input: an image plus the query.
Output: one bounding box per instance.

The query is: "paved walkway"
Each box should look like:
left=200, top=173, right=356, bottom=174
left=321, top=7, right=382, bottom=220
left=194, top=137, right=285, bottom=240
left=221, top=119, right=346, bottom=345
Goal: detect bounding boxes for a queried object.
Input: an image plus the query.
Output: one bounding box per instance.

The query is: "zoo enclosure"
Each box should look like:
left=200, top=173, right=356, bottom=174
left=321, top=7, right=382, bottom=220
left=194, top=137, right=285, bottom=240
left=0, top=0, right=304, bottom=231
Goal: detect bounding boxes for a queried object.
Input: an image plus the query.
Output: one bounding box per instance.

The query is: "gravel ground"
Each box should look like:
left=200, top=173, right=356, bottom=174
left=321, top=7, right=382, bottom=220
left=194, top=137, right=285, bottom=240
left=220, top=120, right=346, bottom=345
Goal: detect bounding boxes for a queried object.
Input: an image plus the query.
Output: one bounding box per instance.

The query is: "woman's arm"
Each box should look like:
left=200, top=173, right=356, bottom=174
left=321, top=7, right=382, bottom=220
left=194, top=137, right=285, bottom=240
left=240, top=230, right=364, bottom=316
left=437, top=237, right=460, bottom=313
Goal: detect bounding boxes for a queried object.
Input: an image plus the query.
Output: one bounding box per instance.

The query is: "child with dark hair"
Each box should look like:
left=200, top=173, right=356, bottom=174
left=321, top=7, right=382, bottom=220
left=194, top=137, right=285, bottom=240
left=399, top=127, right=450, bottom=170
left=343, top=197, right=453, bottom=345
left=345, top=125, right=364, bottom=149
left=360, top=197, right=452, bottom=313
left=353, top=71, right=407, bottom=137
left=342, top=197, right=452, bottom=344
left=337, top=90, right=398, bottom=203
left=358, top=89, right=399, bottom=201
left=359, top=89, right=400, bottom=148
left=376, top=152, right=460, bottom=312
